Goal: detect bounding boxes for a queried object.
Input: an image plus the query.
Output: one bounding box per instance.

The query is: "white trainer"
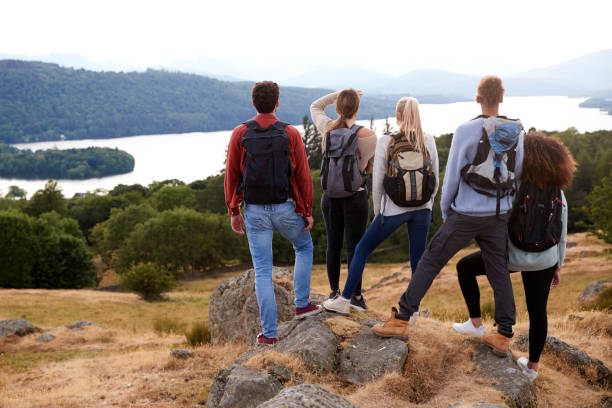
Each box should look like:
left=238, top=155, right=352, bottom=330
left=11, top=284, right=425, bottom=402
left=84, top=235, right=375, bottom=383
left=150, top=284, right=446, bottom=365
left=323, top=295, right=351, bottom=316
left=517, top=356, right=538, bottom=381
left=452, top=319, right=486, bottom=337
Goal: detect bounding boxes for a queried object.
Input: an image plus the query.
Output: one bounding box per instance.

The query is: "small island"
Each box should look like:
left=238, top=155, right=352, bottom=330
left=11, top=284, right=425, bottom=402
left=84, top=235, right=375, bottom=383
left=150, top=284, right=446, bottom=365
left=0, top=144, right=135, bottom=179
left=579, top=97, right=612, bottom=115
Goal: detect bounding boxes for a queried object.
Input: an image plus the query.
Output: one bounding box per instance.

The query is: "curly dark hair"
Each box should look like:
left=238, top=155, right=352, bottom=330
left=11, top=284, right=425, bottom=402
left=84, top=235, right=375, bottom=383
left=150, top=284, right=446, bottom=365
left=522, top=131, right=577, bottom=190
left=252, top=81, right=280, bottom=113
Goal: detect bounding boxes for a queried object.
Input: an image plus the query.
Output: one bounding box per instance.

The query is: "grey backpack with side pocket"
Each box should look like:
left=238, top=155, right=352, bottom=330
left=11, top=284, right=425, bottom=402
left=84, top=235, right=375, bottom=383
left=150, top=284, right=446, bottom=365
left=320, top=124, right=364, bottom=198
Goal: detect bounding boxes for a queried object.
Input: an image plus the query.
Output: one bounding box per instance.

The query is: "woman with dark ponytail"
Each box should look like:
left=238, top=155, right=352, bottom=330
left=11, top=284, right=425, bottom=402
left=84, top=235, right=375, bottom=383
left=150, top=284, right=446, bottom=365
left=310, top=89, right=376, bottom=310
left=323, top=97, right=439, bottom=316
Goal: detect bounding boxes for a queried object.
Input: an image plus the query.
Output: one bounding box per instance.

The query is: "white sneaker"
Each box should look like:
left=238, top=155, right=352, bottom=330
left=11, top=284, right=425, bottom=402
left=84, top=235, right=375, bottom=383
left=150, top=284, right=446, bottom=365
left=452, top=319, right=486, bottom=337
left=517, top=356, right=538, bottom=381
left=323, top=296, right=351, bottom=316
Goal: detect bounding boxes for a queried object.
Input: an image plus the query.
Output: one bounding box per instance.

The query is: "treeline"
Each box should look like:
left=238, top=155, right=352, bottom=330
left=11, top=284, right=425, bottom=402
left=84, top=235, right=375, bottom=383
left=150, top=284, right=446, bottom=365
left=0, top=60, right=397, bottom=144
left=0, top=144, right=134, bottom=179
left=0, top=126, right=610, bottom=293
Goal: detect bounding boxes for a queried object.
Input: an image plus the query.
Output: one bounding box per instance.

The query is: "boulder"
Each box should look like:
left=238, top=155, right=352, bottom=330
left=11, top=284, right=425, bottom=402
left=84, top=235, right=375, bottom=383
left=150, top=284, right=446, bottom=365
left=0, top=319, right=40, bottom=337
left=206, top=364, right=282, bottom=408
left=209, top=267, right=295, bottom=345
left=170, top=349, right=194, bottom=359
left=470, top=340, right=537, bottom=407
left=36, top=333, right=55, bottom=343
left=237, top=311, right=339, bottom=374
left=448, top=403, right=508, bottom=408
left=67, top=320, right=102, bottom=330
left=338, top=327, right=409, bottom=384
left=514, top=334, right=611, bottom=388
left=257, top=384, right=358, bottom=408
left=579, top=280, right=612, bottom=302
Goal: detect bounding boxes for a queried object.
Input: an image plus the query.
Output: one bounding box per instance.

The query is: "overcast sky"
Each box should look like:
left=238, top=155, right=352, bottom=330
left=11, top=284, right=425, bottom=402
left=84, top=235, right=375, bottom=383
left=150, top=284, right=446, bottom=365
left=2, top=0, right=611, bottom=76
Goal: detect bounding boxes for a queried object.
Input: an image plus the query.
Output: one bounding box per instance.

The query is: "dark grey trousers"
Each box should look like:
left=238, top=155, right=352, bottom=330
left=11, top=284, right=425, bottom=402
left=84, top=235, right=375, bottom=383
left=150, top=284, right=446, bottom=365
left=398, top=210, right=516, bottom=337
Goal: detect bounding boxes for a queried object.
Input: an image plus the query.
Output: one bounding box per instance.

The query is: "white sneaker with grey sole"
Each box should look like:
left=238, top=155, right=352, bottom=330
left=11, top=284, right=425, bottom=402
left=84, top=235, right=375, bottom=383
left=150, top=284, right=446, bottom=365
left=323, top=296, right=351, bottom=316
left=517, top=356, right=538, bottom=381
left=452, top=319, right=486, bottom=337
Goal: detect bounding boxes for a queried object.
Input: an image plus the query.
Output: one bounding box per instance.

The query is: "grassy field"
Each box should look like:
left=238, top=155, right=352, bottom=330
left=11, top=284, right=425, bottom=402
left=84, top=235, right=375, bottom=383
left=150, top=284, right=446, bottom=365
left=0, top=233, right=610, bottom=407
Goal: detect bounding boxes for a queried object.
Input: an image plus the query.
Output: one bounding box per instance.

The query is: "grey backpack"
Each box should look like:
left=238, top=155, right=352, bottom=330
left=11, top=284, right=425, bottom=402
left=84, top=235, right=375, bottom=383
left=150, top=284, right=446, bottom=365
left=320, top=124, right=364, bottom=198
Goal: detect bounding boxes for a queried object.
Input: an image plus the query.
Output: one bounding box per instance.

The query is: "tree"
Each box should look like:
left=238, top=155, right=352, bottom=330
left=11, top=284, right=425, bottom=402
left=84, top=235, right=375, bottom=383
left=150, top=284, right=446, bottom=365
left=26, top=180, right=68, bottom=217
left=150, top=185, right=197, bottom=211
left=384, top=116, right=392, bottom=133
left=5, top=185, right=26, bottom=199
left=585, top=171, right=612, bottom=244
left=369, top=115, right=376, bottom=131
left=301, top=115, right=323, bottom=170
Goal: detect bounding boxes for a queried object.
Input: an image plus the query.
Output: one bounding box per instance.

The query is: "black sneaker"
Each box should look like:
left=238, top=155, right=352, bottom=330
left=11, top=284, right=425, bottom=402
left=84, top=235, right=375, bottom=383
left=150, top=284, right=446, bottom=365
left=350, top=295, right=368, bottom=311
left=329, top=290, right=340, bottom=300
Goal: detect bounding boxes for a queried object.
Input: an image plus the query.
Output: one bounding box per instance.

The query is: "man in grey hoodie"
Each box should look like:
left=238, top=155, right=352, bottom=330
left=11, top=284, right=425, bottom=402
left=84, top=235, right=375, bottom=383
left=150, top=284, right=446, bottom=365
left=373, top=76, right=523, bottom=355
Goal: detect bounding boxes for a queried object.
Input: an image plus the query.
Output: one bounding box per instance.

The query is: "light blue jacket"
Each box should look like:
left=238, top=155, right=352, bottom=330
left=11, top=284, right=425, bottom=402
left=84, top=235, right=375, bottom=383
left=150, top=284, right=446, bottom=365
left=441, top=117, right=524, bottom=219
left=508, top=191, right=568, bottom=271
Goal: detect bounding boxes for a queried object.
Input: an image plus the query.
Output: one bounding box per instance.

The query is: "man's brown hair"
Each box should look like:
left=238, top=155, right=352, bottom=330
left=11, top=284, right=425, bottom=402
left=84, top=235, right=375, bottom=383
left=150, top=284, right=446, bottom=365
left=522, top=131, right=577, bottom=190
left=477, top=76, right=504, bottom=106
left=252, top=81, right=280, bottom=113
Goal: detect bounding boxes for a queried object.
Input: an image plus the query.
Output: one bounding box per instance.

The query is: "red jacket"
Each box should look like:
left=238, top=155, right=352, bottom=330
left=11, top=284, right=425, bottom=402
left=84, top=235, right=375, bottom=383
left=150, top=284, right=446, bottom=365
left=224, top=113, right=313, bottom=217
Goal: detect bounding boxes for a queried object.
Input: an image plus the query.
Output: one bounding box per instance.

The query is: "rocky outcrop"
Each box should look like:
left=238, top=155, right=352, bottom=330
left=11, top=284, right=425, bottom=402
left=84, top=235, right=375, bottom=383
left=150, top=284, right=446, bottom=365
left=257, top=384, right=358, bottom=408
left=0, top=319, right=40, bottom=337
left=206, top=364, right=283, bottom=408
left=514, top=334, right=611, bottom=388
left=338, top=327, right=409, bottom=384
left=67, top=320, right=102, bottom=330
left=170, top=349, right=194, bottom=359
left=36, top=333, right=55, bottom=343
left=236, top=310, right=339, bottom=374
left=579, top=280, right=612, bottom=302
left=209, top=267, right=295, bottom=345
left=470, top=340, right=537, bottom=407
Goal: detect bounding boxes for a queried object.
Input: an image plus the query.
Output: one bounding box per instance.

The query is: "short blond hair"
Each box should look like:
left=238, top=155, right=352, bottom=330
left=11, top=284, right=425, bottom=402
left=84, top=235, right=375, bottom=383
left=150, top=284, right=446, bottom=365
left=477, top=76, right=504, bottom=106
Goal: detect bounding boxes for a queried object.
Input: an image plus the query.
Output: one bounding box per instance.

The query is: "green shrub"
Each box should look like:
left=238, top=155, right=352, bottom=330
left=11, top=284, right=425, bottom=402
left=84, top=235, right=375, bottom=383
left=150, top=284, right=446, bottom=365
left=120, top=262, right=176, bottom=301
left=581, top=287, right=612, bottom=312
left=185, top=322, right=211, bottom=346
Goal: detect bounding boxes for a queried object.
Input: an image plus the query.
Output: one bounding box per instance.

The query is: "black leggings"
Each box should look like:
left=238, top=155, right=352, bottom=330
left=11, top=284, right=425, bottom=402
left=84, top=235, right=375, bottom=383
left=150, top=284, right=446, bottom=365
left=321, top=189, right=369, bottom=296
left=457, top=251, right=556, bottom=363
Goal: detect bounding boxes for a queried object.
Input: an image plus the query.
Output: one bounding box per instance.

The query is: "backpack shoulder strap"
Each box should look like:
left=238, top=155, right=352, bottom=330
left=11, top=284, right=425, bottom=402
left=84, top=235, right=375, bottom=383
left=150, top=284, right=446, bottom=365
left=243, top=119, right=261, bottom=130
left=350, top=124, right=363, bottom=134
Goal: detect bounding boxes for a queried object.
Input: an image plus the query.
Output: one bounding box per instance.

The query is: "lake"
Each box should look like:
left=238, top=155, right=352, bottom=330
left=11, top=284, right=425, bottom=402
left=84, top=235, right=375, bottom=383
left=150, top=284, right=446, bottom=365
left=2, top=96, right=612, bottom=198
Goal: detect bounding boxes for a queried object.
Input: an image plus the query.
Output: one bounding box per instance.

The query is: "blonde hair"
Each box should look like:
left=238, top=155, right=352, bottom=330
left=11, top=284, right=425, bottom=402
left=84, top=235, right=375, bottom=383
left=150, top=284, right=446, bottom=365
left=396, top=97, right=426, bottom=152
left=477, top=76, right=504, bottom=106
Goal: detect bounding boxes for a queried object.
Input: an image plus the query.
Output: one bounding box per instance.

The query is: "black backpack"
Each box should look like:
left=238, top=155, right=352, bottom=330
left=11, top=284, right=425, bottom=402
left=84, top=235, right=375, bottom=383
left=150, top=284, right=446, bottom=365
left=383, top=132, right=436, bottom=207
left=508, top=182, right=564, bottom=252
left=320, top=124, right=364, bottom=198
left=239, top=120, right=292, bottom=205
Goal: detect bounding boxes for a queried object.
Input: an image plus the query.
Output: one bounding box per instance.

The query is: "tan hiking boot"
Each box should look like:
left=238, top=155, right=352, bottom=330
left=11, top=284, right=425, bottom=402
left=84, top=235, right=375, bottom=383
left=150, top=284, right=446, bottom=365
left=483, top=332, right=511, bottom=357
left=372, top=307, right=409, bottom=340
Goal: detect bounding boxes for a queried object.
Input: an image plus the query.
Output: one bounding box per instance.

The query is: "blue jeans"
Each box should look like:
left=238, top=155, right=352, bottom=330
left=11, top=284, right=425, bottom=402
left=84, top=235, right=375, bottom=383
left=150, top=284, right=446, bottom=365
left=341, top=209, right=431, bottom=299
left=244, top=200, right=314, bottom=338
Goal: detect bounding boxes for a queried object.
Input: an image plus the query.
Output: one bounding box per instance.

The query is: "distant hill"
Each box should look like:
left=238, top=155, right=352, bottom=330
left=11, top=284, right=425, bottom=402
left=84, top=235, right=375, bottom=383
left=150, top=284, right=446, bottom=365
left=0, top=60, right=430, bottom=144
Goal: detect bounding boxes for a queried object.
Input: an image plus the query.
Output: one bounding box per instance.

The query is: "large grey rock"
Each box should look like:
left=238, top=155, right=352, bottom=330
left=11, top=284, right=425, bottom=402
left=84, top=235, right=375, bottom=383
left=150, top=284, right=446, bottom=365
left=514, top=334, right=611, bottom=388
left=257, top=384, right=358, bottom=408
left=209, top=267, right=295, bottom=345
left=0, top=319, right=40, bottom=337
left=338, top=327, right=408, bottom=384
left=579, top=280, right=612, bottom=302
left=471, top=341, right=537, bottom=407
left=237, top=311, right=339, bottom=374
left=207, top=364, right=282, bottom=408
left=67, top=320, right=102, bottom=330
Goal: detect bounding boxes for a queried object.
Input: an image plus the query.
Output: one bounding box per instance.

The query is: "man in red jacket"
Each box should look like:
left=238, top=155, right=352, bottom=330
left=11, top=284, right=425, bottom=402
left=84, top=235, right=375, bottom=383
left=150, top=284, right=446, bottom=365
left=225, top=81, right=321, bottom=345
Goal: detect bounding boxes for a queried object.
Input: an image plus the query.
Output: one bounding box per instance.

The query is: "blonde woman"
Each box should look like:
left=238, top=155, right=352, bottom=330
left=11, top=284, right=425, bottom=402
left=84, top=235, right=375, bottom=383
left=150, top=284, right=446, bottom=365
left=310, top=90, right=376, bottom=310
left=323, top=97, right=439, bottom=315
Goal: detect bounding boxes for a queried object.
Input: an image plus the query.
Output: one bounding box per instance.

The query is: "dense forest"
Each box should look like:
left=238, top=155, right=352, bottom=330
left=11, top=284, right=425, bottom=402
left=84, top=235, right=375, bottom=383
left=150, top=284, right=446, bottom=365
left=0, top=126, right=610, bottom=293
left=0, top=144, right=134, bottom=179
left=0, top=60, right=403, bottom=144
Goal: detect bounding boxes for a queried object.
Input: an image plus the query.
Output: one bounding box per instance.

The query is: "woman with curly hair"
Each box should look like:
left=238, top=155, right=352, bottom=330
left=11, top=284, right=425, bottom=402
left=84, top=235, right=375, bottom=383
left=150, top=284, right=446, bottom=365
left=452, top=131, right=576, bottom=381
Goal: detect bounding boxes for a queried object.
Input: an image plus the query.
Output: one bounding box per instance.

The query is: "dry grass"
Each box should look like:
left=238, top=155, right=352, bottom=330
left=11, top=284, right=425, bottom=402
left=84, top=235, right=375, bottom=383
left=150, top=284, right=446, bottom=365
left=0, top=232, right=609, bottom=407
